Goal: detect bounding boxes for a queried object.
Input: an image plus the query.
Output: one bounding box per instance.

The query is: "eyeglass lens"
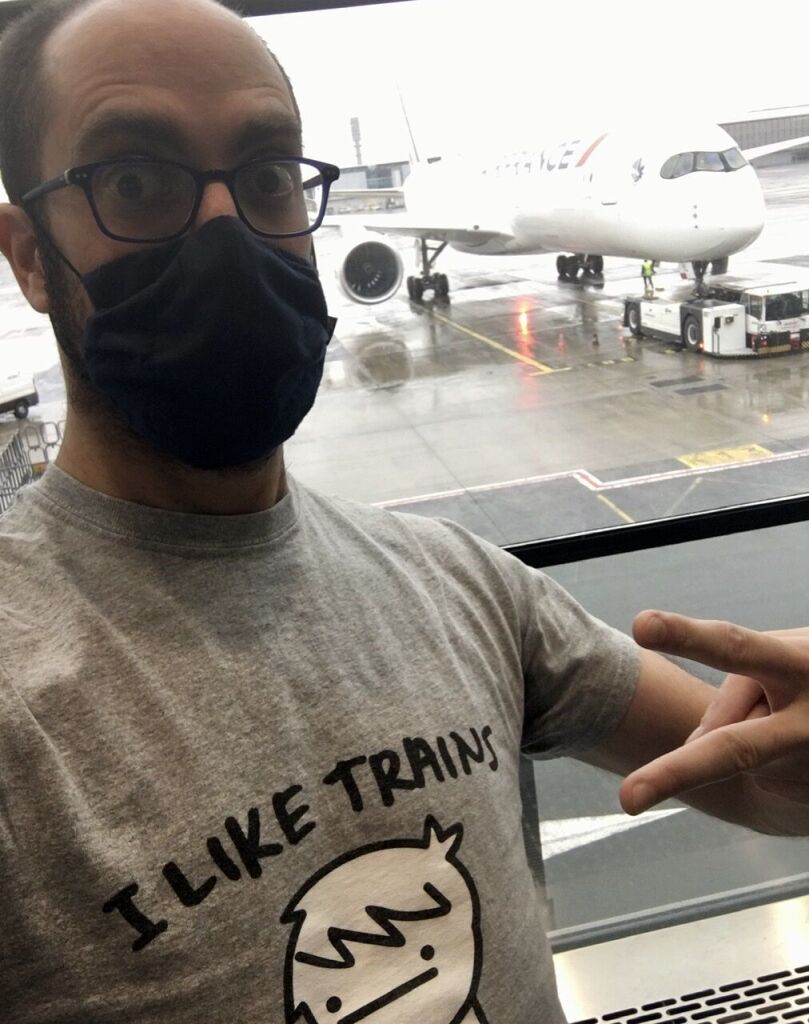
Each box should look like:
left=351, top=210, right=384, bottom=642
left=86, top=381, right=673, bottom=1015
left=90, top=159, right=324, bottom=239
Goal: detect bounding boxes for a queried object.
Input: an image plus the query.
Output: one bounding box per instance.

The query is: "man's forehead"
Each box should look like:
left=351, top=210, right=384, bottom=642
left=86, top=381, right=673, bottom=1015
left=42, top=0, right=298, bottom=157
left=46, top=0, right=269, bottom=69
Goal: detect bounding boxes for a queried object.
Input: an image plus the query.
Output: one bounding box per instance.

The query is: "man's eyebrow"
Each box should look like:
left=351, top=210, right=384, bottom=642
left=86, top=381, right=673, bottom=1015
left=231, top=114, right=303, bottom=156
left=73, top=111, right=189, bottom=163
left=72, top=110, right=303, bottom=165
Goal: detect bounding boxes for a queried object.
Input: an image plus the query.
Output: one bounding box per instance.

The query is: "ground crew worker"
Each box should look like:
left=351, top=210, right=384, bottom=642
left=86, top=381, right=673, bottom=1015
left=642, top=258, right=655, bottom=297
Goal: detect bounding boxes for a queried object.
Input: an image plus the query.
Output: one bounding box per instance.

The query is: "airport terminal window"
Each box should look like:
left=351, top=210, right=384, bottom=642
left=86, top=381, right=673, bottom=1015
left=4, top=0, right=809, bottom=544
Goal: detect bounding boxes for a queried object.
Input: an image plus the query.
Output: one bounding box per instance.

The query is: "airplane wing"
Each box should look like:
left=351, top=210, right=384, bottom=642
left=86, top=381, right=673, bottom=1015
left=364, top=221, right=515, bottom=248
left=741, top=134, right=809, bottom=162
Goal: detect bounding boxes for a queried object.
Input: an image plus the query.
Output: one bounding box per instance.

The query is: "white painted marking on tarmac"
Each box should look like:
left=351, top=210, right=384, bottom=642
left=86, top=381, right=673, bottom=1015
left=540, top=808, right=686, bottom=860
left=577, top=446, right=809, bottom=492
left=376, top=445, right=809, bottom=508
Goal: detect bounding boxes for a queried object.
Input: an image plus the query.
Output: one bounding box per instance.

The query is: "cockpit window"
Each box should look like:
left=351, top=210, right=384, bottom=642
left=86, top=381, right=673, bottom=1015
left=695, top=151, right=725, bottom=172
left=660, top=152, right=695, bottom=178
left=661, top=148, right=748, bottom=178
left=722, top=147, right=748, bottom=170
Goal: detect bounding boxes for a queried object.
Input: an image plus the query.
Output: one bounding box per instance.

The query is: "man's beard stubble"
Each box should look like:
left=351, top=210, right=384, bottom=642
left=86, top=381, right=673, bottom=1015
left=39, top=234, right=120, bottom=421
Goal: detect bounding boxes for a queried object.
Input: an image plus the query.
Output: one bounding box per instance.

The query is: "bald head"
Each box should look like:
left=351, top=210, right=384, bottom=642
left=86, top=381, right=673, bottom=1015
left=0, top=0, right=300, bottom=205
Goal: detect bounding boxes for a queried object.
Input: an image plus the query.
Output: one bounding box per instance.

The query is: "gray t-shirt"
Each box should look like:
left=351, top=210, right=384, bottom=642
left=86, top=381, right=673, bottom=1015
left=0, top=465, right=639, bottom=1024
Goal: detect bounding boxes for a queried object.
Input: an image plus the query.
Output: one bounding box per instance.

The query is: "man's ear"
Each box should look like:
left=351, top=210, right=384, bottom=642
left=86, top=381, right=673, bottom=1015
left=0, top=204, right=50, bottom=313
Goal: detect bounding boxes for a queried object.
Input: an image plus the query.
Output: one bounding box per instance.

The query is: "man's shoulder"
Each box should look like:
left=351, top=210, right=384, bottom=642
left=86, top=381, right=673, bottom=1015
left=297, top=481, right=525, bottom=582
left=300, top=482, right=483, bottom=546
left=0, top=495, right=64, bottom=615
left=0, top=501, right=45, bottom=565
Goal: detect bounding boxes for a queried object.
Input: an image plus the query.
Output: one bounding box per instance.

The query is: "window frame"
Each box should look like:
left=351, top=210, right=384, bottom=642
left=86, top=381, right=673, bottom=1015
left=0, top=0, right=415, bottom=30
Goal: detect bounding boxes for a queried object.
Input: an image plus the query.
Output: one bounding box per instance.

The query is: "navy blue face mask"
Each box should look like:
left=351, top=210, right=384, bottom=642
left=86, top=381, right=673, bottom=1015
left=79, top=216, right=337, bottom=471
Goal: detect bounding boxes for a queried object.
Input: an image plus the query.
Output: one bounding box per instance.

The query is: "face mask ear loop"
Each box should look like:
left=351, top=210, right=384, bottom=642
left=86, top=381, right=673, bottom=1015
left=26, top=209, right=84, bottom=283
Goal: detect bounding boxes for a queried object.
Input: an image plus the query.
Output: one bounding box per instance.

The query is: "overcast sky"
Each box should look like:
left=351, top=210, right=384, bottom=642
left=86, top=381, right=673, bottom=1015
left=252, top=0, right=809, bottom=166
left=1, top=0, right=807, bottom=202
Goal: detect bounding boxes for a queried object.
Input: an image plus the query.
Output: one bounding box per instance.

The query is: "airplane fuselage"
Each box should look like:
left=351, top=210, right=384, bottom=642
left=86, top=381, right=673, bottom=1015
left=401, top=124, right=766, bottom=263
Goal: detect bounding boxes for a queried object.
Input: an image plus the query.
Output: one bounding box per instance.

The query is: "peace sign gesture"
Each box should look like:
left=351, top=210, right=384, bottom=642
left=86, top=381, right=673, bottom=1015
left=620, top=612, right=809, bottom=836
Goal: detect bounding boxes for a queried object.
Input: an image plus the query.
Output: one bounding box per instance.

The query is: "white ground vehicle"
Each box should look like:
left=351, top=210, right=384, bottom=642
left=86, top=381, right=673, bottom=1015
left=624, top=296, right=748, bottom=355
left=704, top=270, right=809, bottom=354
left=0, top=370, right=39, bottom=419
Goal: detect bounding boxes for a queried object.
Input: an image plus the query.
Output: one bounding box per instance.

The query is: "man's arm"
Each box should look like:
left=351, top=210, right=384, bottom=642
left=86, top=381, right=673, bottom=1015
left=575, top=613, right=809, bottom=838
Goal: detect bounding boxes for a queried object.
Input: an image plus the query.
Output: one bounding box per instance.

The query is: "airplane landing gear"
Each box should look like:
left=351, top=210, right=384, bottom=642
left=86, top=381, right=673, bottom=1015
left=557, top=253, right=604, bottom=281
left=692, top=260, right=708, bottom=296
left=407, top=239, right=450, bottom=302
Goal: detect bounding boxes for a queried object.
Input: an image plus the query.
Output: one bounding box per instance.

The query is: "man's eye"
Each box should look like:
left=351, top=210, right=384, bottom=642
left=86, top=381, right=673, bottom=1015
left=257, top=166, right=293, bottom=196
left=240, top=162, right=297, bottom=200
left=115, top=172, right=145, bottom=200
left=96, top=164, right=177, bottom=205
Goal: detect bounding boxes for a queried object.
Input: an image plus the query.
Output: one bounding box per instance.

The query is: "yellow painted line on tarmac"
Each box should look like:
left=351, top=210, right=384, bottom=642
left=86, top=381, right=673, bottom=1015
left=677, top=443, right=773, bottom=470
left=597, top=494, right=635, bottom=524
left=428, top=309, right=556, bottom=374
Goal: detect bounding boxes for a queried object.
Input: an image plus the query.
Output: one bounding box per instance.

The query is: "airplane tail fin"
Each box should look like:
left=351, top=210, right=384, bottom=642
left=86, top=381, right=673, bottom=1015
left=395, top=82, right=421, bottom=166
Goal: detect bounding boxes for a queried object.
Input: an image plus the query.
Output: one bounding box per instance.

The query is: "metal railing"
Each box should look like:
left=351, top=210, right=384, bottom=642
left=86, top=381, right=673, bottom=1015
left=0, top=420, right=64, bottom=513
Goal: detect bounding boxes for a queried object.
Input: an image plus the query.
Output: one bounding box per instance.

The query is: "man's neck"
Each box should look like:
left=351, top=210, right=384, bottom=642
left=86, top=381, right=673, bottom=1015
left=53, top=409, right=289, bottom=516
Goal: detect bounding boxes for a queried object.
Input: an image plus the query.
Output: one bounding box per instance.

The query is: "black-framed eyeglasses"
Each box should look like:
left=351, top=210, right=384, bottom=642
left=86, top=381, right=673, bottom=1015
left=20, top=156, right=342, bottom=243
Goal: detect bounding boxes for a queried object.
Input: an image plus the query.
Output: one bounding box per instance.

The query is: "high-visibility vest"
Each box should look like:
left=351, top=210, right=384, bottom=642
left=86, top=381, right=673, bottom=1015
left=642, top=261, right=653, bottom=277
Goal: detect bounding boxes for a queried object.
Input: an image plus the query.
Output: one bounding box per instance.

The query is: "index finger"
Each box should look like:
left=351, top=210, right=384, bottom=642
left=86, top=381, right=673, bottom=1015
left=632, top=611, right=807, bottom=698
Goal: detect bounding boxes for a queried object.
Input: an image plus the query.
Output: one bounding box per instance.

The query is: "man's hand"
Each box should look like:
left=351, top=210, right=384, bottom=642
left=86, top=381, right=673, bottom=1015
left=620, top=612, right=809, bottom=829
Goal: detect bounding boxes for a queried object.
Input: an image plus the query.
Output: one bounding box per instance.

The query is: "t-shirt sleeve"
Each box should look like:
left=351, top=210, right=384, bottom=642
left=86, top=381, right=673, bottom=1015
left=515, top=569, right=641, bottom=759
left=422, top=516, right=641, bottom=761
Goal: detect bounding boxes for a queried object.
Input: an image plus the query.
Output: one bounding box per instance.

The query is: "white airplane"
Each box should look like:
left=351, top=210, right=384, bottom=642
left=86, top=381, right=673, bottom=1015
left=333, top=122, right=809, bottom=304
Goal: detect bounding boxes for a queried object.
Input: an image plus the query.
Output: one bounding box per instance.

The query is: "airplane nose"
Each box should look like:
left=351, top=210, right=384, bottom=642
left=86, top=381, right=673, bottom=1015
left=731, top=219, right=765, bottom=252
left=692, top=170, right=766, bottom=258
left=728, top=177, right=766, bottom=253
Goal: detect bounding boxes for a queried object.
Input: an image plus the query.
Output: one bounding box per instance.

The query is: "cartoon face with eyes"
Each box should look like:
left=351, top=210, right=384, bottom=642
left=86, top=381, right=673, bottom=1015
left=280, top=816, right=489, bottom=1024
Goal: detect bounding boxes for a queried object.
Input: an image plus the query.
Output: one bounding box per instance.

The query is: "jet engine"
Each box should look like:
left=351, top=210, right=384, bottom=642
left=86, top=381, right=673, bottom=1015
left=337, top=235, right=404, bottom=304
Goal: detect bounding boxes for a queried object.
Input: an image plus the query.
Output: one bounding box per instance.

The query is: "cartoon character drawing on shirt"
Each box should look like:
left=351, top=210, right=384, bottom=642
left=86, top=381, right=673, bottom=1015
left=280, top=815, right=489, bottom=1024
